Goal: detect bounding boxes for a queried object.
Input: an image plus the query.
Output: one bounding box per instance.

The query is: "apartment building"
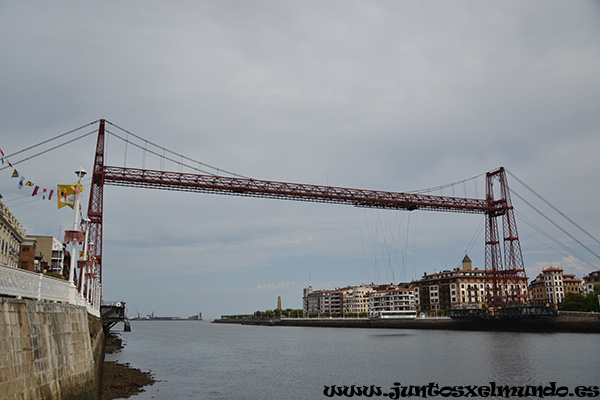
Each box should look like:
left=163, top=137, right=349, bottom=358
left=19, top=239, right=37, bottom=271
left=368, top=285, right=415, bottom=317
left=343, top=286, right=375, bottom=315
left=303, top=283, right=415, bottom=317
left=28, top=236, right=65, bottom=275
left=413, top=255, right=529, bottom=315
left=563, top=272, right=583, bottom=296
left=303, top=284, right=348, bottom=317
left=582, top=270, right=600, bottom=295
left=0, top=199, right=26, bottom=267
left=529, top=267, right=583, bottom=307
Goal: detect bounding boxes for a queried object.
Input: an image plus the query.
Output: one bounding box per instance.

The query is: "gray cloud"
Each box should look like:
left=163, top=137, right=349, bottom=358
left=1, top=0, right=599, bottom=318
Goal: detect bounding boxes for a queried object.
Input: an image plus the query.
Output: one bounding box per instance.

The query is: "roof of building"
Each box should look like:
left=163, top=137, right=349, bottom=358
left=542, top=267, right=563, bottom=272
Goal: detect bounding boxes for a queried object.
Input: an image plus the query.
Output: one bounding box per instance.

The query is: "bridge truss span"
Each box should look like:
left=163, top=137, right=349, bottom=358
left=103, top=166, right=494, bottom=214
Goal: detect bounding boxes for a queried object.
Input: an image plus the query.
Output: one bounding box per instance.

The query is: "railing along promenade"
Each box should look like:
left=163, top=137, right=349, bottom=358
left=0, top=264, right=100, bottom=317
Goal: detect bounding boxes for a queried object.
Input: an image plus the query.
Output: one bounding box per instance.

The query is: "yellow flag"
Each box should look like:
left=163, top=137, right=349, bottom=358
left=57, top=183, right=84, bottom=209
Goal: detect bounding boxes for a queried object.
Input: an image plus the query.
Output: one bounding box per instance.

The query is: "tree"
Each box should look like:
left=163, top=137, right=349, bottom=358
left=559, top=292, right=588, bottom=311
left=584, top=284, right=600, bottom=312
left=559, top=285, right=600, bottom=312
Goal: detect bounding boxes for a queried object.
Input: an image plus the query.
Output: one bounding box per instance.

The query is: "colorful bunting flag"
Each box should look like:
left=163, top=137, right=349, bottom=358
left=2, top=144, right=72, bottom=204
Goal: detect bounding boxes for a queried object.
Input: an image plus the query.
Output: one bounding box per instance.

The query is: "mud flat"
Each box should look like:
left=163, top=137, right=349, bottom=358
left=102, top=331, right=156, bottom=400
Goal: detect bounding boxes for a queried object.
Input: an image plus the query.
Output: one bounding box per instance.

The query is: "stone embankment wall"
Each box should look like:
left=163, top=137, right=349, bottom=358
left=0, top=298, right=103, bottom=400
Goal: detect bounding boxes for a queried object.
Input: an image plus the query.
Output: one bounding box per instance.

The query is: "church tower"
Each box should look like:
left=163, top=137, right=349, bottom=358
left=462, top=254, right=472, bottom=271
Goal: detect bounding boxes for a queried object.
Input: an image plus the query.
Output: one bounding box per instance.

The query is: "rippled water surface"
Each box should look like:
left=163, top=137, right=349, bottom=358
left=105, top=321, right=600, bottom=399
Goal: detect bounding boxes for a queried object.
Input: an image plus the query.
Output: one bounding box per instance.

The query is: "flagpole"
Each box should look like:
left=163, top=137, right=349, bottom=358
left=68, top=167, right=86, bottom=285
left=83, top=217, right=91, bottom=298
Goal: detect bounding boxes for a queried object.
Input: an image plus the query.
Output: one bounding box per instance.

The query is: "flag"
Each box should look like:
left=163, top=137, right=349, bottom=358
left=57, top=183, right=83, bottom=209
left=11, top=169, right=19, bottom=178
left=25, top=181, right=34, bottom=187
left=42, top=188, right=47, bottom=199
left=57, top=184, right=75, bottom=209
left=18, top=177, right=24, bottom=189
left=48, top=190, right=53, bottom=200
left=32, top=186, right=39, bottom=196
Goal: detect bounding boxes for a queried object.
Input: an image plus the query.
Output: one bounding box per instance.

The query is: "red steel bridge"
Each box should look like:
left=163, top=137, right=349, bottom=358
left=87, top=119, right=528, bottom=309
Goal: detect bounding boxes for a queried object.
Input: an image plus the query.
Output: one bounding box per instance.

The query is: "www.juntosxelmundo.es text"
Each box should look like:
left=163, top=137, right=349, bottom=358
left=323, top=382, right=599, bottom=398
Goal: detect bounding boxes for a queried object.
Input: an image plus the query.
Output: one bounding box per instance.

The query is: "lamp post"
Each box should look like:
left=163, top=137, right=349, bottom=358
left=68, top=167, right=86, bottom=285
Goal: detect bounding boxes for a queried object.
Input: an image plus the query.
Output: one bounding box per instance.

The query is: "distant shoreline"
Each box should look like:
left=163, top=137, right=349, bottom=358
left=213, top=313, right=600, bottom=334
left=129, top=317, right=203, bottom=321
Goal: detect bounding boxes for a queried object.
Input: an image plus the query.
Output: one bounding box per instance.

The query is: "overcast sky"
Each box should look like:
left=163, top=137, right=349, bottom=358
left=1, top=1, right=599, bottom=319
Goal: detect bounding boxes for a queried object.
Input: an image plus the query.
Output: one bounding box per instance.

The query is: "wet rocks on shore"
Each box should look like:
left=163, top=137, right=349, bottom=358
left=102, top=331, right=156, bottom=400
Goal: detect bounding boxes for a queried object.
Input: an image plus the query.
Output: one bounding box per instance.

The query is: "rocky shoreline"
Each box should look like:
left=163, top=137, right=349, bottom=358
left=102, top=332, right=156, bottom=400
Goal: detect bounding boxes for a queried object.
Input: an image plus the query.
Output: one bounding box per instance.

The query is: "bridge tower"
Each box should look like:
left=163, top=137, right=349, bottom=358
left=485, top=167, right=528, bottom=309
left=87, top=119, right=105, bottom=284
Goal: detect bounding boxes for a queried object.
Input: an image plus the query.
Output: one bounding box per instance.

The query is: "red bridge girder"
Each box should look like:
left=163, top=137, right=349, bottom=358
left=102, top=165, right=497, bottom=214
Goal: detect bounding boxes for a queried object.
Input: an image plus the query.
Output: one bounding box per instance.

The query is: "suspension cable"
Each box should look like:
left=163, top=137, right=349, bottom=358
left=516, top=209, right=597, bottom=270
left=507, top=169, right=600, bottom=247
left=106, top=129, right=224, bottom=176
left=511, top=188, right=600, bottom=261
left=5, top=130, right=97, bottom=169
left=407, top=173, right=485, bottom=195
left=0, top=120, right=98, bottom=168
left=465, top=215, right=485, bottom=256
left=0, top=130, right=97, bottom=172
left=105, top=120, right=249, bottom=178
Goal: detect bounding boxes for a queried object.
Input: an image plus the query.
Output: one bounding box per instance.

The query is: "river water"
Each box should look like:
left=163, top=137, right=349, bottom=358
left=105, top=320, right=599, bottom=399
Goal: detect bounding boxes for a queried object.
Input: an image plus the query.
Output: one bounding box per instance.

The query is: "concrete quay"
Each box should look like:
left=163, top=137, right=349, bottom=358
left=214, top=313, right=600, bottom=334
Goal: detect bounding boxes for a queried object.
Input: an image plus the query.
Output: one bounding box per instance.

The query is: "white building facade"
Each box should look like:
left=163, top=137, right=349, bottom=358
left=368, top=286, right=415, bottom=317
left=0, top=200, right=26, bottom=267
left=343, top=286, right=375, bottom=315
